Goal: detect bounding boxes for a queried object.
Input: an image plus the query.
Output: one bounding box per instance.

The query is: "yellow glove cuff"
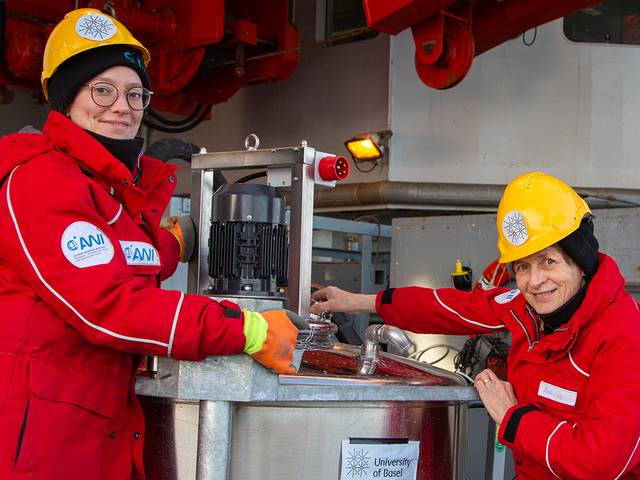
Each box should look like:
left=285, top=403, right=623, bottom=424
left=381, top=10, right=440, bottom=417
left=242, top=310, right=268, bottom=355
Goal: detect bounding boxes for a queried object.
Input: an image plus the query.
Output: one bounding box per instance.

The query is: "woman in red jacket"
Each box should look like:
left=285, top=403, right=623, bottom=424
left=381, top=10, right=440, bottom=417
left=0, top=8, right=303, bottom=479
left=312, top=172, right=640, bottom=480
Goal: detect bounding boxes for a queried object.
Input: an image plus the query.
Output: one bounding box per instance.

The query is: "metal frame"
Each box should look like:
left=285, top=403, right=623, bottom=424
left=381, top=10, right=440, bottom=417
left=187, top=145, right=320, bottom=480
left=189, top=146, right=316, bottom=319
left=157, top=145, right=480, bottom=480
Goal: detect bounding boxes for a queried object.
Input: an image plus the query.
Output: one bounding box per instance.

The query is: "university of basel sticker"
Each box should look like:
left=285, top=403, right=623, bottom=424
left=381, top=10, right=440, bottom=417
left=62, top=221, right=114, bottom=268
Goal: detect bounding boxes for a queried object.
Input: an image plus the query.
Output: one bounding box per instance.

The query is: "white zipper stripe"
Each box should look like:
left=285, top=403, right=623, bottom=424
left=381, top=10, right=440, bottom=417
left=614, top=435, right=640, bottom=480
left=7, top=166, right=169, bottom=349
left=525, top=305, right=541, bottom=343
left=433, top=289, right=504, bottom=329
left=511, top=310, right=532, bottom=348
left=568, top=352, right=589, bottom=377
left=107, top=204, right=123, bottom=225
left=167, top=292, right=184, bottom=358
left=546, top=421, right=567, bottom=479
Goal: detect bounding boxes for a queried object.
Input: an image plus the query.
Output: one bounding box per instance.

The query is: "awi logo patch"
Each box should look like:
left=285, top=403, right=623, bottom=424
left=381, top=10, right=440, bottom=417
left=120, top=241, right=161, bottom=266
left=62, top=222, right=114, bottom=268
left=494, top=289, right=521, bottom=304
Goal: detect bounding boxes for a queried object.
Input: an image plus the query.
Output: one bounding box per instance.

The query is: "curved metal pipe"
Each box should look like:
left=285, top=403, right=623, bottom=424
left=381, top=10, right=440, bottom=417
left=357, top=325, right=413, bottom=375
left=315, top=181, right=505, bottom=208
left=364, top=324, right=412, bottom=355
left=309, top=181, right=640, bottom=210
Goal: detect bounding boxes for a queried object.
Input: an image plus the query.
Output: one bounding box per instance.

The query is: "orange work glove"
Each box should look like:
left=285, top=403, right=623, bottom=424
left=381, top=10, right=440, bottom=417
left=173, top=216, right=195, bottom=263
left=243, top=309, right=308, bottom=374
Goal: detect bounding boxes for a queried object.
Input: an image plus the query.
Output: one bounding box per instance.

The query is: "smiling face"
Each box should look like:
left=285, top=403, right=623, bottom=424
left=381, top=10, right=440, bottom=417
left=513, top=244, right=585, bottom=315
left=67, top=66, right=144, bottom=140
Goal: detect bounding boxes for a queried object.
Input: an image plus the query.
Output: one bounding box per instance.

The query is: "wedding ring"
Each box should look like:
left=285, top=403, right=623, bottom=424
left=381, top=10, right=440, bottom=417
left=483, top=378, right=492, bottom=384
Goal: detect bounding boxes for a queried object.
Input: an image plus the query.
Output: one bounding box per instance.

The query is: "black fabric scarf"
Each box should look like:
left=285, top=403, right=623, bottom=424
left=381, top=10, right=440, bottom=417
left=537, top=282, right=589, bottom=335
left=86, top=130, right=144, bottom=174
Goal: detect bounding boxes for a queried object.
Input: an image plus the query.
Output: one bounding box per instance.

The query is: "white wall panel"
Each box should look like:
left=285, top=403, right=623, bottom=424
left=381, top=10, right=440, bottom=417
left=389, top=19, right=640, bottom=189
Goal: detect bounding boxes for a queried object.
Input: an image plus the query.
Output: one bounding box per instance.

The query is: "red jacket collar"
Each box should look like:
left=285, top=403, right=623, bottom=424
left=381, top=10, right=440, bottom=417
left=533, top=253, right=625, bottom=353
left=41, top=111, right=178, bottom=218
left=44, top=111, right=136, bottom=188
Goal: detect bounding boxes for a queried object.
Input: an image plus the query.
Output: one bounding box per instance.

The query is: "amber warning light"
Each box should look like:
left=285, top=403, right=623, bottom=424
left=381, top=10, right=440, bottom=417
left=318, top=156, right=350, bottom=182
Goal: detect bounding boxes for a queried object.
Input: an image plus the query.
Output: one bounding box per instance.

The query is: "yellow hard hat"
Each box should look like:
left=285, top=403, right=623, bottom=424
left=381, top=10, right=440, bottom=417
left=497, top=172, right=591, bottom=263
left=41, top=8, right=150, bottom=100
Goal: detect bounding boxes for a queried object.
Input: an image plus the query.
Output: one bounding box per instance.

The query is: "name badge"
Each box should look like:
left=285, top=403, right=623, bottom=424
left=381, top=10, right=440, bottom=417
left=538, top=381, right=577, bottom=407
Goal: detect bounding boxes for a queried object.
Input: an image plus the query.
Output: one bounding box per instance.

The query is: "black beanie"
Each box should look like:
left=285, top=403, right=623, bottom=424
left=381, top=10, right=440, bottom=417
left=47, top=44, right=151, bottom=114
left=558, top=216, right=600, bottom=281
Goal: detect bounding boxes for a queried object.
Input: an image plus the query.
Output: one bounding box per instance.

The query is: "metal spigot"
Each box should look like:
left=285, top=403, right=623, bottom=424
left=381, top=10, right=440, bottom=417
left=297, top=309, right=337, bottom=348
left=357, top=325, right=413, bottom=375
left=147, top=355, right=159, bottom=379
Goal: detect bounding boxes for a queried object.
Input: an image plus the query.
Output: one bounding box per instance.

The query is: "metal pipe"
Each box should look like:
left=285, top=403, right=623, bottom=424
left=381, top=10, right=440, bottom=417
left=196, top=400, right=233, bottom=480
left=310, top=181, right=640, bottom=210
left=358, top=325, right=413, bottom=375
left=364, top=324, right=412, bottom=355
left=575, top=189, right=640, bottom=208
left=625, top=277, right=640, bottom=293
left=314, top=181, right=505, bottom=208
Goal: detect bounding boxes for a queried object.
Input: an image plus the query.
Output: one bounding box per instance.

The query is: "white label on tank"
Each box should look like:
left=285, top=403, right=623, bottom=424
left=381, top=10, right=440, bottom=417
left=538, top=381, right=578, bottom=407
left=76, top=13, right=117, bottom=41
left=340, top=440, right=420, bottom=479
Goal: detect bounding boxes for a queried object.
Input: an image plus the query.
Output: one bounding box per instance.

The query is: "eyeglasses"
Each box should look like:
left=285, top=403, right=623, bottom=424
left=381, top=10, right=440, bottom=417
left=81, top=82, right=153, bottom=111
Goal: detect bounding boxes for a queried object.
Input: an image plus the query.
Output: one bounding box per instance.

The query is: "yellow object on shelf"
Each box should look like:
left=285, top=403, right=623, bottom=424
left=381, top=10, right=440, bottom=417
left=451, top=259, right=466, bottom=276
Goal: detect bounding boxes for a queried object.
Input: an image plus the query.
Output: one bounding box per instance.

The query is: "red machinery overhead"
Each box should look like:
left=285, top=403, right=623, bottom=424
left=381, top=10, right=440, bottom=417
left=362, top=0, right=603, bottom=89
left=1, top=0, right=299, bottom=116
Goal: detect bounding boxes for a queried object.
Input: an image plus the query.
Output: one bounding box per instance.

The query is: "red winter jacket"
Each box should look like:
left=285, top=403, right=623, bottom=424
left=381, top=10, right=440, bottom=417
left=0, top=111, right=246, bottom=480
left=378, top=253, right=640, bottom=480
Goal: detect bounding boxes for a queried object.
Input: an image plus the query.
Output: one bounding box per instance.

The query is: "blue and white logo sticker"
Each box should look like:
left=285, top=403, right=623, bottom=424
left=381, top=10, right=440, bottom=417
left=62, top=221, right=114, bottom=268
left=494, top=289, right=521, bottom=304
left=75, top=13, right=116, bottom=41
left=120, top=241, right=161, bottom=266
left=502, top=210, right=528, bottom=246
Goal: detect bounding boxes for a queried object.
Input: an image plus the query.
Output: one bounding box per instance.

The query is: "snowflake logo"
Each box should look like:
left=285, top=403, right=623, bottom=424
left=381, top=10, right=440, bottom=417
left=346, top=448, right=370, bottom=477
left=502, top=210, right=528, bottom=246
left=75, top=14, right=116, bottom=41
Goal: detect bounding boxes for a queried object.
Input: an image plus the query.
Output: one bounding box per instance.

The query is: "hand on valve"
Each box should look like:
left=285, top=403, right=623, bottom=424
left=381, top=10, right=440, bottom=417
left=474, top=369, right=519, bottom=425
left=243, top=310, right=309, bottom=374
left=310, top=286, right=377, bottom=315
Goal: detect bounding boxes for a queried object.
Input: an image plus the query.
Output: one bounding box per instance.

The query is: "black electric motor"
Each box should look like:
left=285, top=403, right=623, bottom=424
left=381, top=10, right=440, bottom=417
left=208, top=184, right=288, bottom=296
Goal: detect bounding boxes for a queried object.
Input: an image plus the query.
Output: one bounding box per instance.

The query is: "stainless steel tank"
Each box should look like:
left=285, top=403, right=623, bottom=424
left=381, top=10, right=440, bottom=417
left=138, top=320, right=476, bottom=480
left=227, top=324, right=470, bottom=480
left=137, top=141, right=479, bottom=480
